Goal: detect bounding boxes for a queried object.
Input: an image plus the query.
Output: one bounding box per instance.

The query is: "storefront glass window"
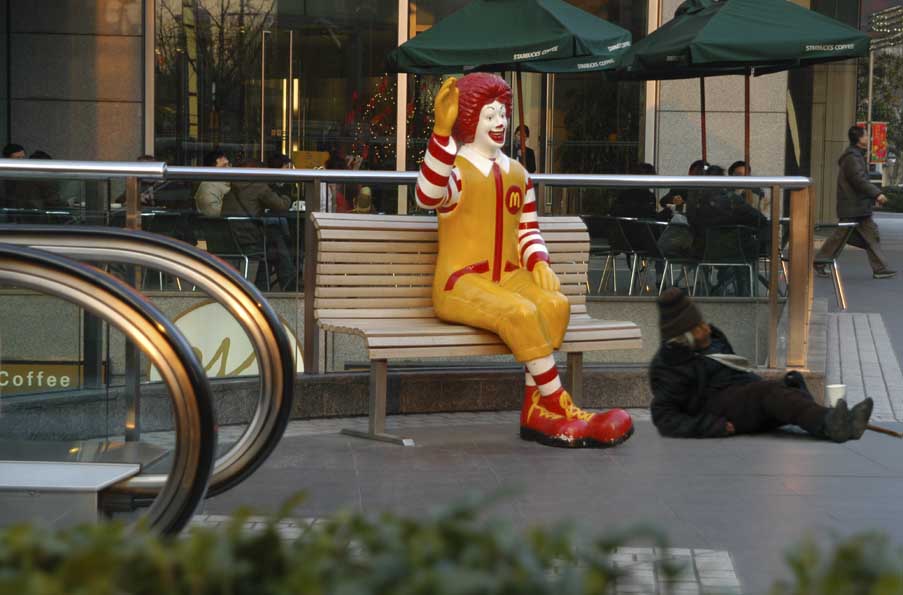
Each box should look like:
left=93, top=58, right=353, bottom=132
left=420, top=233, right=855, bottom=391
left=154, top=1, right=398, bottom=175
left=1, top=4, right=8, bottom=145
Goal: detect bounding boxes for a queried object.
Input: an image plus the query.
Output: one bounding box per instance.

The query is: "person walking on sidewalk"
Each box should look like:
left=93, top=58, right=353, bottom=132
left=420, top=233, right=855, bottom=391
left=649, top=288, right=873, bottom=442
left=815, top=125, right=895, bottom=280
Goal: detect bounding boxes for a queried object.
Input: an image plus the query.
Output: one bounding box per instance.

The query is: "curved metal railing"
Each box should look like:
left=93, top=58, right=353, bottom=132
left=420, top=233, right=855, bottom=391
left=0, top=225, right=295, bottom=497
left=0, top=244, right=216, bottom=534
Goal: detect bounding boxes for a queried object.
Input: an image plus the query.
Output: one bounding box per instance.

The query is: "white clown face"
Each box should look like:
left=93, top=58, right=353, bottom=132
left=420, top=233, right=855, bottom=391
left=472, top=100, right=508, bottom=158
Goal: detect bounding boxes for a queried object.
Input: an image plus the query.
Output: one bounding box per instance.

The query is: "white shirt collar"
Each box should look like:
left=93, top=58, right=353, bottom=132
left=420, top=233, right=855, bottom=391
left=458, top=144, right=511, bottom=177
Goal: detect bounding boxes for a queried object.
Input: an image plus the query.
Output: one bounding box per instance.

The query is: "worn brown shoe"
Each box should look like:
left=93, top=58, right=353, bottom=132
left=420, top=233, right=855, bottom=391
left=822, top=399, right=850, bottom=443
left=849, top=398, right=874, bottom=440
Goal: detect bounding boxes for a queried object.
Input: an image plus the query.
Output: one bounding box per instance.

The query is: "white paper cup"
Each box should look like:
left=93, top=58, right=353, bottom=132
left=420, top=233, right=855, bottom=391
left=825, top=384, right=847, bottom=407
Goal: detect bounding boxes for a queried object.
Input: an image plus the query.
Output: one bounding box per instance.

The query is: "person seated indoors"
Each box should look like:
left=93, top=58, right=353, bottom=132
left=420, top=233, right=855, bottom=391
left=685, top=165, right=770, bottom=295
left=2, top=143, right=26, bottom=159
left=1, top=144, right=28, bottom=208
left=16, top=151, right=64, bottom=210
left=352, top=186, right=375, bottom=214
left=610, top=162, right=666, bottom=220
left=114, top=155, right=160, bottom=207
left=266, top=153, right=297, bottom=199
left=728, top=160, right=767, bottom=211
left=195, top=149, right=232, bottom=216
left=660, top=159, right=708, bottom=216
left=650, top=288, right=873, bottom=442
left=221, top=159, right=296, bottom=291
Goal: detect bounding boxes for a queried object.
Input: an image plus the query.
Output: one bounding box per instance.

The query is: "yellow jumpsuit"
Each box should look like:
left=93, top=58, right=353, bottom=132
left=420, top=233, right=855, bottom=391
left=431, top=156, right=570, bottom=362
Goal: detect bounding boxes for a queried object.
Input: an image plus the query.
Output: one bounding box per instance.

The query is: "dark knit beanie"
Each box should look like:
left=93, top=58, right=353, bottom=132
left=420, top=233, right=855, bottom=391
left=657, top=288, right=703, bottom=341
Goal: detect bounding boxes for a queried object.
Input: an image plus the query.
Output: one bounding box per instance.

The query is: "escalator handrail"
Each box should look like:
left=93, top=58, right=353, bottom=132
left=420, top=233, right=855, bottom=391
left=0, top=224, right=295, bottom=498
left=0, top=244, right=216, bottom=534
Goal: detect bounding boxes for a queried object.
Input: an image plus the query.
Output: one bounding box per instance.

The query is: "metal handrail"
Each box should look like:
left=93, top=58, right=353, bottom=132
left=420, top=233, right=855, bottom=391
left=0, top=159, right=811, bottom=189
left=0, top=158, right=165, bottom=180
left=0, top=160, right=816, bottom=368
left=0, top=225, right=295, bottom=498
left=0, top=244, right=215, bottom=534
left=167, top=166, right=811, bottom=190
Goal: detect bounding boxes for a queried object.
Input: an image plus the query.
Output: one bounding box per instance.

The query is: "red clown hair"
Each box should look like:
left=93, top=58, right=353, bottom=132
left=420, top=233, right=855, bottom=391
left=451, top=73, right=513, bottom=145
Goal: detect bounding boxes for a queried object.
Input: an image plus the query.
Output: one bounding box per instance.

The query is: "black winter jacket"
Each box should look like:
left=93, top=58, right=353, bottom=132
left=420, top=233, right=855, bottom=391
left=649, top=326, right=760, bottom=438
left=836, top=145, right=881, bottom=219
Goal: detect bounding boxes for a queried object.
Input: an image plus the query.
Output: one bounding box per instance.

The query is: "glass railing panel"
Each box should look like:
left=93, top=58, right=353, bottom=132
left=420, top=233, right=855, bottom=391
left=0, top=291, right=175, bottom=473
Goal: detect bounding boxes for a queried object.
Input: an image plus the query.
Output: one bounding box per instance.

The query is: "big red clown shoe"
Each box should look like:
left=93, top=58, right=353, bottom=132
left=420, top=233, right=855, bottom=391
left=415, top=73, right=633, bottom=448
left=520, top=386, right=634, bottom=448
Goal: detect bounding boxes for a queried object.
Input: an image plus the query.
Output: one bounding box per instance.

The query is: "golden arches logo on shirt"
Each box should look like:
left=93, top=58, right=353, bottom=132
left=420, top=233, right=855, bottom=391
left=505, top=186, right=523, bottom=214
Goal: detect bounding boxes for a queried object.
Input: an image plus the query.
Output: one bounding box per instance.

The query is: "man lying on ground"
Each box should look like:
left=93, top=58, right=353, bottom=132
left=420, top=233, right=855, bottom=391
left=649, top=288, right=872, bottom=442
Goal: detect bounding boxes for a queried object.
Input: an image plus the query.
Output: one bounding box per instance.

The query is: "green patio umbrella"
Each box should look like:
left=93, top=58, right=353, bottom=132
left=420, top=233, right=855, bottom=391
left=387, top=0, right=632, bottom=163
left=618, top=0, right=870, bottom=165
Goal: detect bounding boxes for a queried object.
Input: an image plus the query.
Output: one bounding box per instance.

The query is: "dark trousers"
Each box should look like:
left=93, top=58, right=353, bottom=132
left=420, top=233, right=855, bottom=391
left=255, top=234, right=297, bottom=292
left=816, top=215, right=889, bottom=273
left=703, top=380, right=828, bottom=436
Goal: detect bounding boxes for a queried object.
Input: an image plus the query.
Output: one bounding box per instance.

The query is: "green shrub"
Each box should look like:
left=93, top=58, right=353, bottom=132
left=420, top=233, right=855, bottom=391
left=772, top=533, right=903, bottom=595
left=0, top=493, right=681, bottom=595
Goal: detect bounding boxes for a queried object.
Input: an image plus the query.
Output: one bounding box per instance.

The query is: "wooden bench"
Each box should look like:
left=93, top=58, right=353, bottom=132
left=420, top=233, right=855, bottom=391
left=311, top=212, right=642, bottom=445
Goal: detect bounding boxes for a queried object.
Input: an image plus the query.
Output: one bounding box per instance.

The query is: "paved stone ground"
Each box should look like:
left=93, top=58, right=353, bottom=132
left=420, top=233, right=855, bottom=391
left=177, top=214, right=903, bottom=595
left=188, top=509, right=742, bottom=595
left=826, top=313, right=903, bottom=421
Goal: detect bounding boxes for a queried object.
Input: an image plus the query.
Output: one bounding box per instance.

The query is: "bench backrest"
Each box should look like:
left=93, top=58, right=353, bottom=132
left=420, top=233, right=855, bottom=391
left=311, top=213, right=589, bottom=320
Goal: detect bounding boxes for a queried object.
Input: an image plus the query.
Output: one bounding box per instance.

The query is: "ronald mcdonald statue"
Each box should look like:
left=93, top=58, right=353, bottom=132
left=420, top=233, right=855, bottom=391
left=416, top=73, right=634, bottom=448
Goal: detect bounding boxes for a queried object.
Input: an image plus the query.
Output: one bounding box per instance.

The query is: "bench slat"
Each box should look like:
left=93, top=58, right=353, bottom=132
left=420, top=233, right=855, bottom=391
left=318, top=252, right=438, bottom=264
left=317, top=307, right=437, bottom=320
left=315, top=218, right=441, bottom=231
left=544, top=243, right=589, bottom=252
left=319, top=305, right=589, bottom=329
left=319, top=241, right=439, bottom=254
left=362, top=324, right=640, bottom=345
left=314, top=213, right=427, bottom=223
left=317, top=274, right=434, bottom=286
left=368, top=335, right=642, bottom=359
left=540, top=233, right=588, bottom=242
left=315, top=297, right=434, bottom=309
left=369, top=344, right=513, bottom=358
left=557, top=338, right=643, bottom=353
left=317, top=263, right=437, bottom=275
left=548, top=253, right=589, bottom=262
left=369, top=334, right=508, bottom=348
left=319, top=229, right=439, bottom=241
left=316, top=286, right=432, bottom=298
left=348, top=320, right=639, bottom=337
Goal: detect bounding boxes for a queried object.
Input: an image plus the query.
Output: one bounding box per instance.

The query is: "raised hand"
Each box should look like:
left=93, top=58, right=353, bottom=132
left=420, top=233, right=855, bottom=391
left=433, top=77, right=459, bottom=137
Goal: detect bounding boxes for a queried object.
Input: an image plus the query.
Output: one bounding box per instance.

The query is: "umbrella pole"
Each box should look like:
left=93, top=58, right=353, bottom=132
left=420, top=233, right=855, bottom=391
left=516, top=67, right=528, bottom=167
left=744, top=69, right=752, bottom=207
left=744, top=70, right=751, bottom=169
left=699, top=76, right=707, bottom=163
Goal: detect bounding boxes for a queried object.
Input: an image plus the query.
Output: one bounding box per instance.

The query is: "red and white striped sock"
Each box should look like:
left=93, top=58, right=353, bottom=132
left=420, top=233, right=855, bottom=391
left=525, top=355, right=564, bottom=399
left=524, top=367, right=536, bottom=393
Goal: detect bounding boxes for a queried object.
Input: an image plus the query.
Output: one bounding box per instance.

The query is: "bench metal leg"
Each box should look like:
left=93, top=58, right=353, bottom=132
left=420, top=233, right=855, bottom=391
left=340, top=359, right=414, bottom=446
left=566, top=352, right=584, bottom=403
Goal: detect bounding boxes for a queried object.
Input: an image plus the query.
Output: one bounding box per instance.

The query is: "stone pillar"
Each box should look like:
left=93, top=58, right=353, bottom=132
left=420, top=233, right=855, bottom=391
left=8, top=0, right=144, bottom=160
left=809, top=61, right=859, bottom=223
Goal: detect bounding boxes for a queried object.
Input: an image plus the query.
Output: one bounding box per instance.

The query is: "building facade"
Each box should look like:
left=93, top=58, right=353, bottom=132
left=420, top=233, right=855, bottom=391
left=1, top=0, right=867, bottom=218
